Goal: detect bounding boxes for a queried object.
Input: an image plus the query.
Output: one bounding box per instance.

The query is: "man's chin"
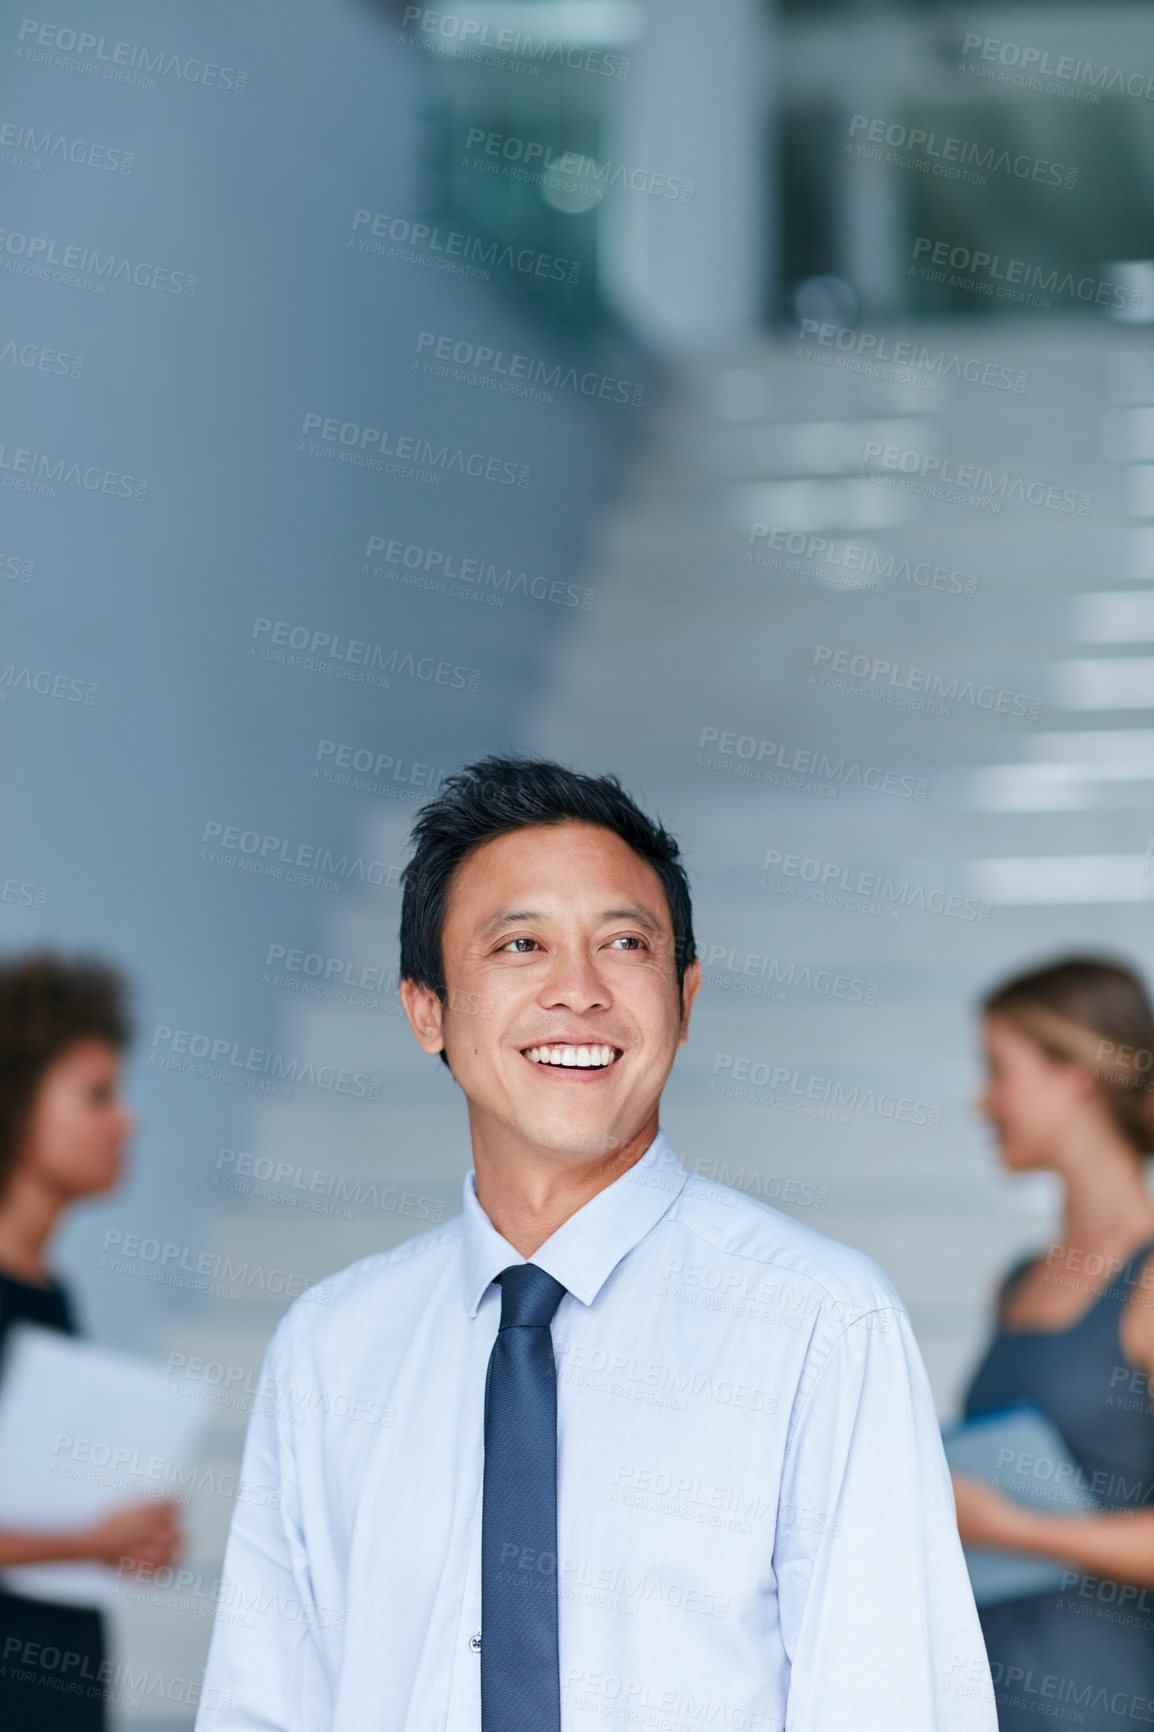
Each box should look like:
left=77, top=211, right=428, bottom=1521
left=501, top=1107, right=634, bottom=1162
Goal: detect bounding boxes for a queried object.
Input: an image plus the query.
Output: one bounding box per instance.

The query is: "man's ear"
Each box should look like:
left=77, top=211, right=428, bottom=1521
left=677, top=957, right=702, bottom=1047
left=399, top=977, right=446, bottom=1055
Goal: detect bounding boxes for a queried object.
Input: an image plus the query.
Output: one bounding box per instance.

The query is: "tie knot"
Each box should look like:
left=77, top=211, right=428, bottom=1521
left=497, top=1263, right=567, bottom=1330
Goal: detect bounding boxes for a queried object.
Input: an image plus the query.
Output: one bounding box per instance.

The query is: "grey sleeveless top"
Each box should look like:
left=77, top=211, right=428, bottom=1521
left=963, top=1237, right=1154, bottom=1730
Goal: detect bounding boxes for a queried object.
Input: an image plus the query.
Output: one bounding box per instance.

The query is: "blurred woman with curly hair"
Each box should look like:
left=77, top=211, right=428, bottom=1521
left=0, top=951, right=179, bottom=1731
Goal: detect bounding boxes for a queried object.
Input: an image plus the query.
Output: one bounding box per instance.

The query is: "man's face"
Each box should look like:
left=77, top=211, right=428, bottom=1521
left=401, top=821, right=700, bottom=1162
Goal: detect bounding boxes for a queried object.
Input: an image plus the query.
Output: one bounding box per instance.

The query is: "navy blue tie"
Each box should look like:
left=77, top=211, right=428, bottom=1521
left=481, top=1263, right=567, bottom=1732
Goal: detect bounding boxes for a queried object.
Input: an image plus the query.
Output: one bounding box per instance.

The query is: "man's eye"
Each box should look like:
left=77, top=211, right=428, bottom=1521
left=609, top=935, right=645, bottom=950
left=501, top=937, right=539, bottom=953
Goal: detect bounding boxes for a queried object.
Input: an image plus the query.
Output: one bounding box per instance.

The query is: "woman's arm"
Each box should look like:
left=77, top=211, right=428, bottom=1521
left=0, top=1498, right=180, bottom=1570
left=952, top=1245, right=1154, bottom=1591
left=949, top=1482, right=1154, bottom=1586
left=953, top=1474, right=1154, bottom=1588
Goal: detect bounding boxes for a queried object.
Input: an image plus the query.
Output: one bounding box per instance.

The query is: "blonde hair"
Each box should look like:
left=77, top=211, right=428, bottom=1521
left=984, top=957, right=1154, bottom=1154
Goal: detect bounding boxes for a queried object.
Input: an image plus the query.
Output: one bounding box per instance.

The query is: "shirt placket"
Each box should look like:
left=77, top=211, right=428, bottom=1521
left=442, top=1477, right=485, bottom=1728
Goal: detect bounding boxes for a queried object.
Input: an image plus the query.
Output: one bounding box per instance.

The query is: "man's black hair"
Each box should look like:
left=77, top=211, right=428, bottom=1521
left=399, top=755, right=697, bottom=1068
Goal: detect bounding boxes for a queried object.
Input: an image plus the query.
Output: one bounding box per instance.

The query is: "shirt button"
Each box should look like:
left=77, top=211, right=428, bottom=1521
left=470, top=1631, right=482, bottom=1653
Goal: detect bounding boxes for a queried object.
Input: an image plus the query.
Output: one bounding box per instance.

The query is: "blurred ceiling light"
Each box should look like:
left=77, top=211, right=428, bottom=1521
left=1103, top=408, right=1154, bottom=459
left=732, top=478, right=908, bottom=531
left=1050, top=658, right=1154, bottom=708
left=1102, top=261, right=1154, bottom=325
left=721, top=417, right=934, bottom=477
left=538, top=173, right=602, bottom=214
left=964, top=763, right=1154, bottom=812
left=1109, top=355, right=1154, bottom=404
left=1071, top=591, right=1154, bottom=642
left=1025, top=728, right=1154, bottom=762
left=713, top=370, right=768, bottom=422
left=412, top=0, right=642, bottom=49
left=1126, top=467, right=1154, bottom=517
left=968, top=855, right=1154, bottom=904
left=792, top=275, right=858, bottom=331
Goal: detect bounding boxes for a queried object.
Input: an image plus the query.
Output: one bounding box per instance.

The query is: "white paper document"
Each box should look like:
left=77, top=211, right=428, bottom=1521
left=0, top=1322, right=211, bottom=1606
left=943, top=1402, right=1101, bottom=1606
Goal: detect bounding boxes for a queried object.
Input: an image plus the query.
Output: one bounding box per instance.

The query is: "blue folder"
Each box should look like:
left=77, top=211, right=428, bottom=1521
left=942, top=1403, right=1100, bottom=1606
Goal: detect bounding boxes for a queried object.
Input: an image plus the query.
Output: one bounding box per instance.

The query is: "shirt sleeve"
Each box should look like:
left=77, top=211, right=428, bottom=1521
left=194, top=1315, right=330, bottom=1730
left=773, top=1305, right=997, bottom=1731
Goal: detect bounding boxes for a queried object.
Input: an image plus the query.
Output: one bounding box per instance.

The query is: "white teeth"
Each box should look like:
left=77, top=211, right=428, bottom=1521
left=523, top=1044, right=619, bottom=1068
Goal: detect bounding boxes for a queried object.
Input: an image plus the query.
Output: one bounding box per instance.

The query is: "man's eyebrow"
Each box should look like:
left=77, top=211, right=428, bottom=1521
left=601, top=905, right=663, bottom=934
left=477, top=905, right=665, bottom=941
left=477, top=909, right=543, bottom=940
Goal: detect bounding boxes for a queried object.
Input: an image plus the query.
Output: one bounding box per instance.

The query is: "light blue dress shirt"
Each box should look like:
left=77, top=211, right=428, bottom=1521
left=195, top=1128, right=996, bottom=1730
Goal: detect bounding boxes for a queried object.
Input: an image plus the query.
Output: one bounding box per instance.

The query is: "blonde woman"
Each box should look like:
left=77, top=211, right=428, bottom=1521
left=955, top=957, right=1154, bottom=1730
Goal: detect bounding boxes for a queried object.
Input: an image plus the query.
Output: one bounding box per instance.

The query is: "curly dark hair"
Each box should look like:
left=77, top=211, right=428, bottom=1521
left=400, top=755, right=697, bottom=1070
left=0, top=951, right=133, bottom=1198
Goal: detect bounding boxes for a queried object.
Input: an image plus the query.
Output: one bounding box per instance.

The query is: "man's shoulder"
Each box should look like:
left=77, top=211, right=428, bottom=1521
left=668, top=1169, right=903, bottom=1318
left=273, top=1212, right=464, bottom=1353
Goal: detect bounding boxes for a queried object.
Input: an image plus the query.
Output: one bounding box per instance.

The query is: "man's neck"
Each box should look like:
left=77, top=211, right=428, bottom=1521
left=470, top=1110, right=660, bottom=1257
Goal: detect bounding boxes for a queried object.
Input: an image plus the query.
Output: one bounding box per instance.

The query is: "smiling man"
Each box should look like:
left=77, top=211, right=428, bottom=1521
left=197, top=756, right=995, bottom=1732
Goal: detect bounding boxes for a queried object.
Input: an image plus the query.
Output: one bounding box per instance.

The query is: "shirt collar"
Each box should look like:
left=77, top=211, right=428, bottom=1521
left=461, top=1126, right=688, bottom=1318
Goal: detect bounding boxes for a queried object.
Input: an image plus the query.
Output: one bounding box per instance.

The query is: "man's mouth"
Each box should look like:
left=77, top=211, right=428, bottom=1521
left=520, top=1044, right=623, bottom=1070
